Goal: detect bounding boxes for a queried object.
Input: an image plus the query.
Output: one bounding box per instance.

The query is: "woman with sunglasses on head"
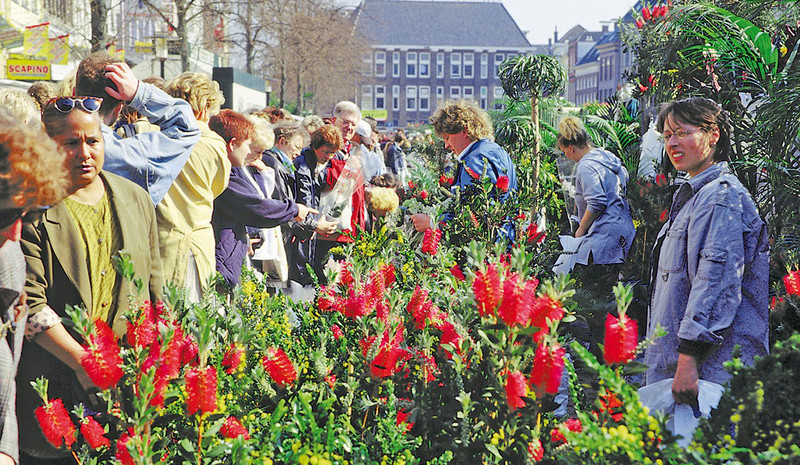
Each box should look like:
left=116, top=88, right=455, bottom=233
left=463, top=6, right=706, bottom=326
left=1, top=112, right=68, bottom=465
left=644, top=98, right=768, bottom=416
left=16, top=97, right=163, bottom=464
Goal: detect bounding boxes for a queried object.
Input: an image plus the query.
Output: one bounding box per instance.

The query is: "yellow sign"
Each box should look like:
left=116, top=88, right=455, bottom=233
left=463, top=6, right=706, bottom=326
left=48, top=34, right=69, bottom=65
left=362, top=109, right=388, bottom=121
left=23, top=22, right=49, bottom=57
left=7, top=56, right=51, bottom=81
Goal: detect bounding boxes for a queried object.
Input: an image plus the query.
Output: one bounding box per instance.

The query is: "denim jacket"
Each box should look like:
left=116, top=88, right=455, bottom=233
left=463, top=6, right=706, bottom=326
left=645, top=162, right=769, bottom=386
left=102, top=82, right=201, bottom=205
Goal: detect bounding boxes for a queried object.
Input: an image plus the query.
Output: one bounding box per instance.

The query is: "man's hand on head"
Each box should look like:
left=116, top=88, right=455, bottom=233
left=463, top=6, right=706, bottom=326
left=104, top=62, right=140, bottom=102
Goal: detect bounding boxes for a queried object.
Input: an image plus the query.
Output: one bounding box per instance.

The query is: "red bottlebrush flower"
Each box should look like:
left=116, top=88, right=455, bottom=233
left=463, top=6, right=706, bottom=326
left=473, top=263, right=502, bottom=317
left=421, top=228, right=442, bottom=255
left=262, top=347, right=297, bottom=387
left=465, top=166, right=480, bottom=179
left=564, top=418, right=583, bottom=433
left=408, top=286, right=432, bottom=329
left=528, top=296, right=565, bottom=342
left=115, top=430, right=136, bottom=465
left=603, top=312, right=639, bottom=365
left=505, top=371, right=528, bottom=410
left=185, top=366, right=218, bottom=415
left=419, top=190, right=428, bottom=200
left=784, top=270, right=800, bottom=295
left=635, top=18, right=645, bottom=28
left=495, top=175, right=510, bottom=192
left=331, top=324, right=344, bottom=340
left=550, top=428, right=566, bottom=444
left=530, top=342, right=566, bottom=395
left=527, top=223, right=545, bottom=244
left=222, top=343, right=245, bottom=374
left=659, top=208, right=669, bottom=223
left=641, top=6, right=651, bottom=20
left=35, top=398, right=76, bottom=449
left=220, top=416, right=250, bottom=440
left=528, top=439, right=544, bottom=462
left=450, top=264, right=466, bottom=281
left=81, top=320, right=123, bottom=390
left=80, top=416, right=110, bottom=449
left=655, top=173, right=667, bottom=187
left=638, top=83, right=648, bottom=93
left=380, top=263, right=396, bottom=287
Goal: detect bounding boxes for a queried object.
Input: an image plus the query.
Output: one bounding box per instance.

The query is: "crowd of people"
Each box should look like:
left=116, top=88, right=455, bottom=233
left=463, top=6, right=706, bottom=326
left=0, top=49, right=768, bottom=464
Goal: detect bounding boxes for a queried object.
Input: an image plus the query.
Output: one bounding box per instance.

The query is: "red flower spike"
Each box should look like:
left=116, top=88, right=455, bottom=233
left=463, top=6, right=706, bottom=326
left=81, top=320, right=123, bottom=390
left=528, top=439, right=544, bottom=462
left=473, top=264, right=502, bottom=317
left=185, top=366, right=218, bottom=415
left=419, top=190, right=428, bottom=200
left=603, top=312, right=639, bottom=365
left=530, top=342, right=566, bottom=395
left=495, top=175, right=510, bottom=192
left=220, top=416, right=250, bottom=440
left=784, top=270, right=800, bottom=295
left=115, top=431, right=135, bottom=465
left=505, top=371, right=528, bottom=410
left=331, top=324, right=344, bottom=340
left=35, top=398, right=76, bottom=449
left=222, top=343, right=245, bottom=375
left=262, top=347, right=297, bottom=387
left=80, top=416, right=110, bottom=449
left=642, top=6, right=651, bottom=20
left=421, top=228, right=442, bottom=256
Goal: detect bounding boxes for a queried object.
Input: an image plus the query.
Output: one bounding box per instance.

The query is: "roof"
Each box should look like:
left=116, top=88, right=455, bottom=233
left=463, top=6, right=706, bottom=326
left=354, top=0, right=532, bottom=48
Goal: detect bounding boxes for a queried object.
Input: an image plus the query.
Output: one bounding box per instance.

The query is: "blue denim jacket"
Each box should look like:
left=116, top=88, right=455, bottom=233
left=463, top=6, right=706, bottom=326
left=645, top=162, right=769, bottom=386
left=101, top=82, right=200, bottom=205
left=573, top=148, right=635, bottom=265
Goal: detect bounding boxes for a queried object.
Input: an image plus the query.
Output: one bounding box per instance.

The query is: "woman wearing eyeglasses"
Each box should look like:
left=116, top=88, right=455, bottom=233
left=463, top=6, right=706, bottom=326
left=17, top=97, right=163, bottom=463
left=556, top=116, right=635, bottom=293
left=644, top=98, right=768, bottom=414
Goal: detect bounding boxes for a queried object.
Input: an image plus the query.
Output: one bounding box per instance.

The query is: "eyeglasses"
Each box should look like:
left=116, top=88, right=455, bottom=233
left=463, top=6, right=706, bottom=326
left=659, top=128, right=702, bottom=143
left=47, top=96, right=103, bottom=114
left=0, top=208, right=45, bottom=230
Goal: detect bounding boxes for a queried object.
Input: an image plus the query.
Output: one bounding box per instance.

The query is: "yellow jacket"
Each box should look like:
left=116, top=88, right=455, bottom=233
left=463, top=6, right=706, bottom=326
left=156, top=121, right=230, bottom=288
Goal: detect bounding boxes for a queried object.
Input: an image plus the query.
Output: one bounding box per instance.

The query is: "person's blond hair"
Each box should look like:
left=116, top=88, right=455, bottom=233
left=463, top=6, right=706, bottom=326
left=0, top=111, right=68, bottom=209
left=556, top=116, right=590, bottom=149
left=430, top=99, right=493, bottom=140
left=165, top=72, right=224, bottom=119
left=0, top=89, right=40, bottom=126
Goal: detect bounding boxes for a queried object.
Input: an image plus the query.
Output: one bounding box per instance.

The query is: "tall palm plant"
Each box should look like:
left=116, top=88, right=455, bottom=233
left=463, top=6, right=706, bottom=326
left=498, top=54, right=567, bottom=196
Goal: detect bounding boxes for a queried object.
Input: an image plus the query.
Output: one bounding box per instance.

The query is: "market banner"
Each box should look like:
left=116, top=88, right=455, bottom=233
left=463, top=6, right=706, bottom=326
left=48, top=34, right=69, bottom=65
left=23, top=22, right=49, bottom=57
left=7, top=55, right=51, bottom=81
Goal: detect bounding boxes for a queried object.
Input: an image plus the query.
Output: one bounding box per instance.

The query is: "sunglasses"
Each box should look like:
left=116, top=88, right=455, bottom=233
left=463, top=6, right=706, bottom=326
left=0, top=208, right=46, bottom=230
left=46, top=96, right=103, bottom=114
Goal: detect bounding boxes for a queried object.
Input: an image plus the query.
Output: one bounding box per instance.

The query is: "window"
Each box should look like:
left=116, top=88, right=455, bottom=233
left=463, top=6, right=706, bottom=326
left=392, top=52, right=400, bottom=77
left=361, top=85, right=373, bottom=110
left=406, top=85, right=417, bottom=111
left=480, top=86, right=488, bottom=109
left=419, top=86, right=430, bottom=111
left=419, top=52, right=430, bottom=78
left=375, top=51, right=386, bottom=77
left=436, top=86, right=444, bottom=106
left=450, top=86, right=461, bottom=99
left=462, top=86, right=474, bottom=101
left=463, top=53, right=474, bottom=78
left=375, top=85, right=385, bottom=110
left=436, top=52, right=444, bottom=78
left=406, top=52, right=417, bottom=77
left=494, top=53, right=504, bottom=77
left=392, top=85, right=400, bottom=111
left=450, top=52, right=461, bottom=78
left=362, top=52, right=372, bottom=76
left=480, top=53, right=488, bottom=79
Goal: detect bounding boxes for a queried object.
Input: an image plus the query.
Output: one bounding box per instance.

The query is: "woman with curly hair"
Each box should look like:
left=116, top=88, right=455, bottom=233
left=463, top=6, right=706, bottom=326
left=1, top=111, right=68, bottom=465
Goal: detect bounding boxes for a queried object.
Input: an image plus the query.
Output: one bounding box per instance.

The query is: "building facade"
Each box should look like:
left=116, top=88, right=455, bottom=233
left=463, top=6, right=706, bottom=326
left=354, top=0, right=532, bottom=128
